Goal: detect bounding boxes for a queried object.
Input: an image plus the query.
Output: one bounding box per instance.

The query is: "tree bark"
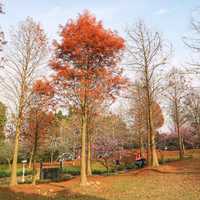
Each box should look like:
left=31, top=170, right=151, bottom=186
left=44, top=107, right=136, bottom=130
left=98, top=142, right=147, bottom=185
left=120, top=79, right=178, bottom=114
left=139, top=131, right=145, bottom=158
left=175, top=99, right=184, bottom=160
left=10, top=118, right=21, bottom=186
left=50, top=148, right=54, bottom=164
left=149, top=108, right=159, bottom=167
left=144, top=62, right=159, bottom=167
left=87, top=132, right=92, bottom=176
left=28, top=148, right=34, bottom=169
left=80, top=112, right=88, bottom=186
left=32, top=118, right=39, bottom=185
left=177, top=126, right=184, bottom=160
left=146, top=122, right=151, bottom=166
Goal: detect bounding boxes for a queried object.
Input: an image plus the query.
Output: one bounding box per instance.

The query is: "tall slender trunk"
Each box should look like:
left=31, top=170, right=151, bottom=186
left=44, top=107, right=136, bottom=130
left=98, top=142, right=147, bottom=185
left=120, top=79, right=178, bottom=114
left=10, top=118, right=21, bottom=186
left=177, top=125, right=184, bottom=159
left=32, top=117, right=39, bottom=185
left=87, top=132, right=92, bottom=176
left=175, top=99, right=184, bottom=160
left=10, top=76, right=26, bottom=186
left=28, top=148, right=34, bottom=169
left=80, top=111, right=88, bottom=186
left=139, top=131, right=145, bottom=158
left=198, top=125, right=200, bottom=145
left=50, top=148, right=54, bottom=164
left=149, top=108, right=159, bottom=167
left=146, top=119, right=151, bottom=166
left=151, top=131, right=159, bottom=166
left=144, top=64, right=159, bottom=167
left=181, top=137, right=185, bottom=154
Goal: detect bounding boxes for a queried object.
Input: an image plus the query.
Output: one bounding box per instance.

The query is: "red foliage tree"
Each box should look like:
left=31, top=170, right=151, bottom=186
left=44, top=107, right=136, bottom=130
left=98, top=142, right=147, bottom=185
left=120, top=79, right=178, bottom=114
left=50, top=11, right=126, bottom=185
left=24, top=79, right=54, bottom=184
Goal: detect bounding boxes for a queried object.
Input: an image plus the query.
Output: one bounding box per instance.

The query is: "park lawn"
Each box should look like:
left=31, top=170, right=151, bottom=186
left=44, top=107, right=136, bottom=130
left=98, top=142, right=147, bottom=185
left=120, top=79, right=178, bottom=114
left=0, top=158, right=200, bottom=200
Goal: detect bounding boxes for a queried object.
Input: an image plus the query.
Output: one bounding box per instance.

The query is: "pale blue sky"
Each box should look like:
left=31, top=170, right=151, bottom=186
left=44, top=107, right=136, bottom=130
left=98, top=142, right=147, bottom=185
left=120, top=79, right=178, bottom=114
left=1, top=0, right=200, bottom=64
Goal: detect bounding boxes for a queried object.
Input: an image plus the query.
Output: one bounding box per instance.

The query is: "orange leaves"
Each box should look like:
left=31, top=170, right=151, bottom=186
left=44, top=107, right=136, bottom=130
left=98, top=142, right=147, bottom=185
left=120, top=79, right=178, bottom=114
left=152, top=102, right=164, bottom=129
left=51, top=10, right=124, bottom=69
left=26, top=109, right=54, bottom=145
left=50, top=11, right=126, bottom=113
left=33, top=79, right=54, bottom=96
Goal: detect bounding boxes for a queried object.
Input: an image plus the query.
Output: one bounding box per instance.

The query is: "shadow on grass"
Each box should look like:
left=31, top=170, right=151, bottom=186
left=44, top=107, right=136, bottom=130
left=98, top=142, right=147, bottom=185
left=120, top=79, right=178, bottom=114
left=0, top=187, right=108, bottom=200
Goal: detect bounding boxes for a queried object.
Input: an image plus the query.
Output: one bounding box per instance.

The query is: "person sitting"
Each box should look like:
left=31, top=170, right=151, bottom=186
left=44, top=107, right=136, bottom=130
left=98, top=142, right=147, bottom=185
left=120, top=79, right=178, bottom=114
left=135, top=152, right=145, bottom=168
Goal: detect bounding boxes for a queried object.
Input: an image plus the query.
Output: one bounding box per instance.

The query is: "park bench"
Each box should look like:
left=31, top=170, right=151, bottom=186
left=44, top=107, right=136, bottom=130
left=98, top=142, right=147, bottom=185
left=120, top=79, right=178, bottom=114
left=39, top=161, right=63, bottom=181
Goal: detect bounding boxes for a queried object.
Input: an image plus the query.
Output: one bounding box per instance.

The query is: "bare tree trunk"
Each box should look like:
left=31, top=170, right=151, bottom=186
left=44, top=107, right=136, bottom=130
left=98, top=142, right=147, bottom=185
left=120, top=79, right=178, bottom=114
left=145, top=62, right=159, bottom=167
left=87, top=133, right=92, bottom=176
left=32, top=121, right=39, bottom=185
left=177, top=127, right=184, bottom=159
left=175, top=100, right=184, bottom=160
left=151, top=131, right=159, bottom=166
left=80, top=112, right=88, bottom=186
left=149, top=109, right=159, bottom=167
left=50, top=149, right=54, bottom=164
left=28, top=148, right=34, bottom=169
left=181, top=137, right=185, bottom=154
left=139, top=131, right=145, bottom=158
left=146, top=122, right=151, bottom=166
left=10, top=119, right=21, bottom=186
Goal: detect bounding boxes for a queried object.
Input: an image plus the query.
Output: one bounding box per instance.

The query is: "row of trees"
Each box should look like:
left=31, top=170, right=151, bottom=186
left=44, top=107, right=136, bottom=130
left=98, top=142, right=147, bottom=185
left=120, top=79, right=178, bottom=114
left=0, top=9, right=200, bottom=187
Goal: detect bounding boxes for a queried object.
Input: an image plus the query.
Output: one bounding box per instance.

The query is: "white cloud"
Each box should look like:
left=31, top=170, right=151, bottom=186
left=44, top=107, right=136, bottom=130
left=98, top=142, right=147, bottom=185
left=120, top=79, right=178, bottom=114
left=155, top=8, right=169, bottom=15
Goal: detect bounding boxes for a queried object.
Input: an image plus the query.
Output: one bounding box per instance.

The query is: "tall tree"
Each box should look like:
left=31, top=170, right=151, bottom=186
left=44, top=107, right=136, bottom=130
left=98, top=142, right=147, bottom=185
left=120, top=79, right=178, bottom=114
left=50, top=11, right=126, bottom=185
left=127, top=21, right=169, bottom=166
left=165, top=67, right=190, bottom=159
left=23, top=80, right=54, bottom=184
left=1, top=18, right=48, bottom=186
left=183, top=89, right=200, bottom=143
left=130, top=83, right=164, bottom=158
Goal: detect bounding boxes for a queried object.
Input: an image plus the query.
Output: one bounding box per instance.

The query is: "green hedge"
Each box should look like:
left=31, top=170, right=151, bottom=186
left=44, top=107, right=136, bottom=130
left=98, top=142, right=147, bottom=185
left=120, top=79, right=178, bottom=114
left=0, top=162, right=139, bottom=179
left=125, top=163, right=137, bottom=170
left=62, top=166, right=118, bottom=176
left=61, top=163, right=136, bottom=176
left=0, top=170, right=10, bottom=178
left=0, top=168, right=33, bottom=178
left=62, top=167, right=80, bottom=176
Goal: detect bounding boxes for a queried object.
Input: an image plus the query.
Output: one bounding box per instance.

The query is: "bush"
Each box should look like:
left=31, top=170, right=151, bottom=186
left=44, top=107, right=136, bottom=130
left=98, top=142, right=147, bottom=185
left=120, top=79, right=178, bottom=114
left=62, top=166, right=116, bottom=176
left=92, top=168, right=107, bottom=175
left=125, top=163, right=137, bottom=170
left=0, top=167, right=33, bottom=178
left=116, top=163, right=126, bottom=171
left=17, top=169, right=33, bottom=176
left=92, top=168, right=115, bottom=175
left=0, top=170, right=10, bottom=178
left=62, top=167, right=80, bottom=176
